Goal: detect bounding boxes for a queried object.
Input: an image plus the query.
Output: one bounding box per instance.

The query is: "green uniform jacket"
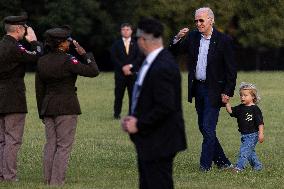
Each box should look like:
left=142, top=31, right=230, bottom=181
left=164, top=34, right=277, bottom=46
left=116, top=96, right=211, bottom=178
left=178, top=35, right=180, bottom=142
left=35, top=51, right=99, bottom=118
left=0, top=35, right=42, bottom=113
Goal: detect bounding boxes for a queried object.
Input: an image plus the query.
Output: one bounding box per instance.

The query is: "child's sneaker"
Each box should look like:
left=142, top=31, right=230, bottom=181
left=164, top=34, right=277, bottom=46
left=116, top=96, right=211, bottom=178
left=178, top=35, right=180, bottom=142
left=253, top=166, right=262, bottom=171
left=232, top=167, right=242, bottom=173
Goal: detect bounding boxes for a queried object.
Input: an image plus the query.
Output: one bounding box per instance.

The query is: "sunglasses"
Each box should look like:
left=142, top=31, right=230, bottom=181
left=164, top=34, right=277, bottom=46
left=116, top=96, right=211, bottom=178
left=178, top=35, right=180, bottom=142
left=194, top=19, right=205, bottom=24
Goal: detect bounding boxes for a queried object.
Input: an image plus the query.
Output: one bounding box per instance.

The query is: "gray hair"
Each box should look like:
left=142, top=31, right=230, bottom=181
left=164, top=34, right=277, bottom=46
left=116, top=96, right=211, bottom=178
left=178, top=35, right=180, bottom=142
left=4, top=24, right=18, bottom=33
left=239, top=82, right=261, bottom=104
left=195, top=7, right=215, bottom=20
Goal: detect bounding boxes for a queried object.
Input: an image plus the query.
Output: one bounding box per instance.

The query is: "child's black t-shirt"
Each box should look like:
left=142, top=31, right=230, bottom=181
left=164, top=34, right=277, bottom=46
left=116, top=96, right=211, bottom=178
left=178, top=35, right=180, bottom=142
left=230, top=104, right=264, bottom=134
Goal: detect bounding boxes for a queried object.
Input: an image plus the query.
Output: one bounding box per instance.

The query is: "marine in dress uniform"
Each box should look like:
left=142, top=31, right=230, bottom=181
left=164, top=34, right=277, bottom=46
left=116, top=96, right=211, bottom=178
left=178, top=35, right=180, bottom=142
left=35, top=26, right=99, bottom=186
left=0, top=15, right=42, bottom=181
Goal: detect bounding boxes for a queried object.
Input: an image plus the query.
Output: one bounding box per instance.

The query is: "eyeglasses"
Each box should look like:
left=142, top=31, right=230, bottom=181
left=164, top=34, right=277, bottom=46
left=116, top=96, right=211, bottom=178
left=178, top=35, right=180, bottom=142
left=194, top=18, right=210, bottom=24
left=194, top=19, right=205, bottom=24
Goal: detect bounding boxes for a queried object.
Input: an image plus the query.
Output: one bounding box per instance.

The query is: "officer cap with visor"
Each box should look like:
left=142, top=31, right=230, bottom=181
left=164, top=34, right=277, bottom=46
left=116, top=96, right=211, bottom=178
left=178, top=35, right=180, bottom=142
left=3, top=15, right=28, bottom=26
left=44, top=26, right=73, bottom=42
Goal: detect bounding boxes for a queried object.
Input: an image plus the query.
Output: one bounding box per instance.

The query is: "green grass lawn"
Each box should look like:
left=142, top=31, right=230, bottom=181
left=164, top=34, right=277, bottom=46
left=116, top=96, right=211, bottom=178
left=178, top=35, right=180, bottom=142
left=0, top=71, right=283, bottom=189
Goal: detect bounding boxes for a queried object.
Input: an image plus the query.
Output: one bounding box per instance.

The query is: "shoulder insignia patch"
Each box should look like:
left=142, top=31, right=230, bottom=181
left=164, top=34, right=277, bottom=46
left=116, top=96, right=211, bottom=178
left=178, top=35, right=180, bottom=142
left=36, top=46, right=42, bottom=53
left=17, top=44, right=37, bottom=55
left=87, top=58, right=92, bottom=64
left=17, top=44, right=26, bottom=52
left=70, top=57, right=79, bottom=65
left=25, top=50, right=37, bottom=55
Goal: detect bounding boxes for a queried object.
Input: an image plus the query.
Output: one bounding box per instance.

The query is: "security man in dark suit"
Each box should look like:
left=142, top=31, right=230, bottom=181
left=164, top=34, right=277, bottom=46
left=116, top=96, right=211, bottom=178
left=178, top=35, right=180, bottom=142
left=111, top=23, right=143, bottom=119
left=0, top=15, right=42, bottom=181
left=35, top=26, right=99, bottom=186
left=169, top=7, right=237, bottom=171
left=122, top=18, right=187, bottom=189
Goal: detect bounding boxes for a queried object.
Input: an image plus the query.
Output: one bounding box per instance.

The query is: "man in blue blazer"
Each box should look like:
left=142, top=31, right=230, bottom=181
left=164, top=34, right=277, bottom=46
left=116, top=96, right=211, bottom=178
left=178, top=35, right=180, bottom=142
left=122, top=18, right=187, bottom=189
left=169, top=7, right=237, bottom=171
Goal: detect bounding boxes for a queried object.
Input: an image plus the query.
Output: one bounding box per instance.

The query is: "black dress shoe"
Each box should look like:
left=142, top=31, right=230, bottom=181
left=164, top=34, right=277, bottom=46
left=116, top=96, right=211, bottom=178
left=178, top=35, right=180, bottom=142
left=217, top=164, right=234, bottom=170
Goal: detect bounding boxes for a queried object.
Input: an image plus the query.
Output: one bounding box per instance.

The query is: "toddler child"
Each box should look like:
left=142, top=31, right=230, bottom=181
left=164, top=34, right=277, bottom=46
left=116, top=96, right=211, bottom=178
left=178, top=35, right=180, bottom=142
left=225, top=82, right=264, bottom=172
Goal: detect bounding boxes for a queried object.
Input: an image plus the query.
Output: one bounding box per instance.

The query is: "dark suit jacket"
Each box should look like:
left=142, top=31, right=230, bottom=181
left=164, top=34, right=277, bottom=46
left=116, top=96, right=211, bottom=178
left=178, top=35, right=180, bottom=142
left=169, top=28, right=237, bottom=107
left=0, top=35, right=42, bottom=113
left=110, top=38, right=143, bottom=77
left=36, top=51, right=99, bottom=118
left=130, top=49, right=187, bottom=161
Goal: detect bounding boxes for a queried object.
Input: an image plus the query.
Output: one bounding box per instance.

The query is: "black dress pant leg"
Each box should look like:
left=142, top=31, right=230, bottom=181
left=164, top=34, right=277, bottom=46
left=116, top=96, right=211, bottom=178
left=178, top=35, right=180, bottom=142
left=114, top=74, right=127, bottom=117
left=126, top=76, right=135, bottom=114
left=138, top=155, right=175, bottom=189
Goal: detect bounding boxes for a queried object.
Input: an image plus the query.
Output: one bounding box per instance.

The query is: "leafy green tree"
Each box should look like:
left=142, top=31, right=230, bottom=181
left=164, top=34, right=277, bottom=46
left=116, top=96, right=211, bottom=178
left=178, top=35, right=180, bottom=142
left=37, top=0, right=114, bottom=53
left=130, top=0, right=238, bottom=43
left=0, top=0, right=283, bottom=70
left=235, top=0, right=284, bottom=48
left=0, top=0, right=24, bottom=36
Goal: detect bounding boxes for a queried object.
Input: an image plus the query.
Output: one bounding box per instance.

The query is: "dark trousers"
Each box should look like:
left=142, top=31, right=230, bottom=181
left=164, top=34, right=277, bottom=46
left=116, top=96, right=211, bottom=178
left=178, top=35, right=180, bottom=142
left=194, top=83, right=231, bottom=170
left=43, top=115, right=77, bottom=186
left=0, top=113, right=25, bottom=181
left=137, top=155, right=175, bottom=189
left=114, top=73, right=135, bottom=116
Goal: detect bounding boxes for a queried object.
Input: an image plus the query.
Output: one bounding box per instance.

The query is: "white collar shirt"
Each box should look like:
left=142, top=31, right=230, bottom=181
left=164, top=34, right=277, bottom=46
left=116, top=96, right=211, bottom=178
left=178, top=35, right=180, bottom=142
left=195, top=28, right=213, bottom=80
left=137, top=47, right=164, bottom=85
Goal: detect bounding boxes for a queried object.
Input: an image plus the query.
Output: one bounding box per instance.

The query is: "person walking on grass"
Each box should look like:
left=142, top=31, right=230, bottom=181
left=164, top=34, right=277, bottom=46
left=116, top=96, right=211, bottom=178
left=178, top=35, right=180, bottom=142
left=224, top=82, right=264, bottom=173
left=169, top=7, right=237, bottom=171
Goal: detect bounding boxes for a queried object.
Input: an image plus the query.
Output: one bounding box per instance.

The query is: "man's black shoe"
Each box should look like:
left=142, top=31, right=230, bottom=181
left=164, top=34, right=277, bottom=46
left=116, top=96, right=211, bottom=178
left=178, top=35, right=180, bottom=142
left=217, top=164, right=234, bottom=170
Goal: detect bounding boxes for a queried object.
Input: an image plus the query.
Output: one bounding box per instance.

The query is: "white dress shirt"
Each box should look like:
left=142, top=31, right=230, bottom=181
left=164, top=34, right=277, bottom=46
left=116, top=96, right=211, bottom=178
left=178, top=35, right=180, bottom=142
left=137, top=47, right=164, bottom=85
left=195, top=34, right=211, bottom=80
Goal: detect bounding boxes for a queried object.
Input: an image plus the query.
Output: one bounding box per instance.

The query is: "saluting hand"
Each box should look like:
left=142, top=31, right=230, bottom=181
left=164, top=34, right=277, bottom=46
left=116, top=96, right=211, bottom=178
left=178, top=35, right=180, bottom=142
left=73, top=40, right=86, bottom=55
left=25, top=27, right=37, bottom=42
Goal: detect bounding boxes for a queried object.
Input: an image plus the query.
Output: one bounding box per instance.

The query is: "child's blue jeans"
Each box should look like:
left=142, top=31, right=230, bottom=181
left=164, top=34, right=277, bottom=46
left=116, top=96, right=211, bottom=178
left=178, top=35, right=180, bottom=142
left=235, top=132, right=262, bottom=171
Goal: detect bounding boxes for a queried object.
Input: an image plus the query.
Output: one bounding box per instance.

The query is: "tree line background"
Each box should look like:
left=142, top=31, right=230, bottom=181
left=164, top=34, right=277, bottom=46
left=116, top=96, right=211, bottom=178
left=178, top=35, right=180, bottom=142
left=1, top=0, right=283, bottom=71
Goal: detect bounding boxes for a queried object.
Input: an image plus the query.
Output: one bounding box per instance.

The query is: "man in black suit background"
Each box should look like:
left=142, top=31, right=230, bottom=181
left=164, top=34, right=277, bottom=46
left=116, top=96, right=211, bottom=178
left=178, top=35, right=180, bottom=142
left=111, top=23, right=143, bottom=119
left=121, top=18, right=187, bottom=189
left=169, top=7, right=237, bottom=171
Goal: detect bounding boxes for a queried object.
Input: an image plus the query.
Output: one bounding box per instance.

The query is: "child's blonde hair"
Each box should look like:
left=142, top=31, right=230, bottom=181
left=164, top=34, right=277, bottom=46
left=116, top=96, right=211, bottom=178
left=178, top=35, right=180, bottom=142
left=239, top=82, right=261, bottom=104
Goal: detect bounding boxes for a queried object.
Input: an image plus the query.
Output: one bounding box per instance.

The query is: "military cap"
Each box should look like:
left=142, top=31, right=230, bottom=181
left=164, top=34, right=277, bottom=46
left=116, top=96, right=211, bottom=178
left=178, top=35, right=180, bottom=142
left=3, top=15, right=28, bottom=25
left=44, top=26, right=73, bottom=41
